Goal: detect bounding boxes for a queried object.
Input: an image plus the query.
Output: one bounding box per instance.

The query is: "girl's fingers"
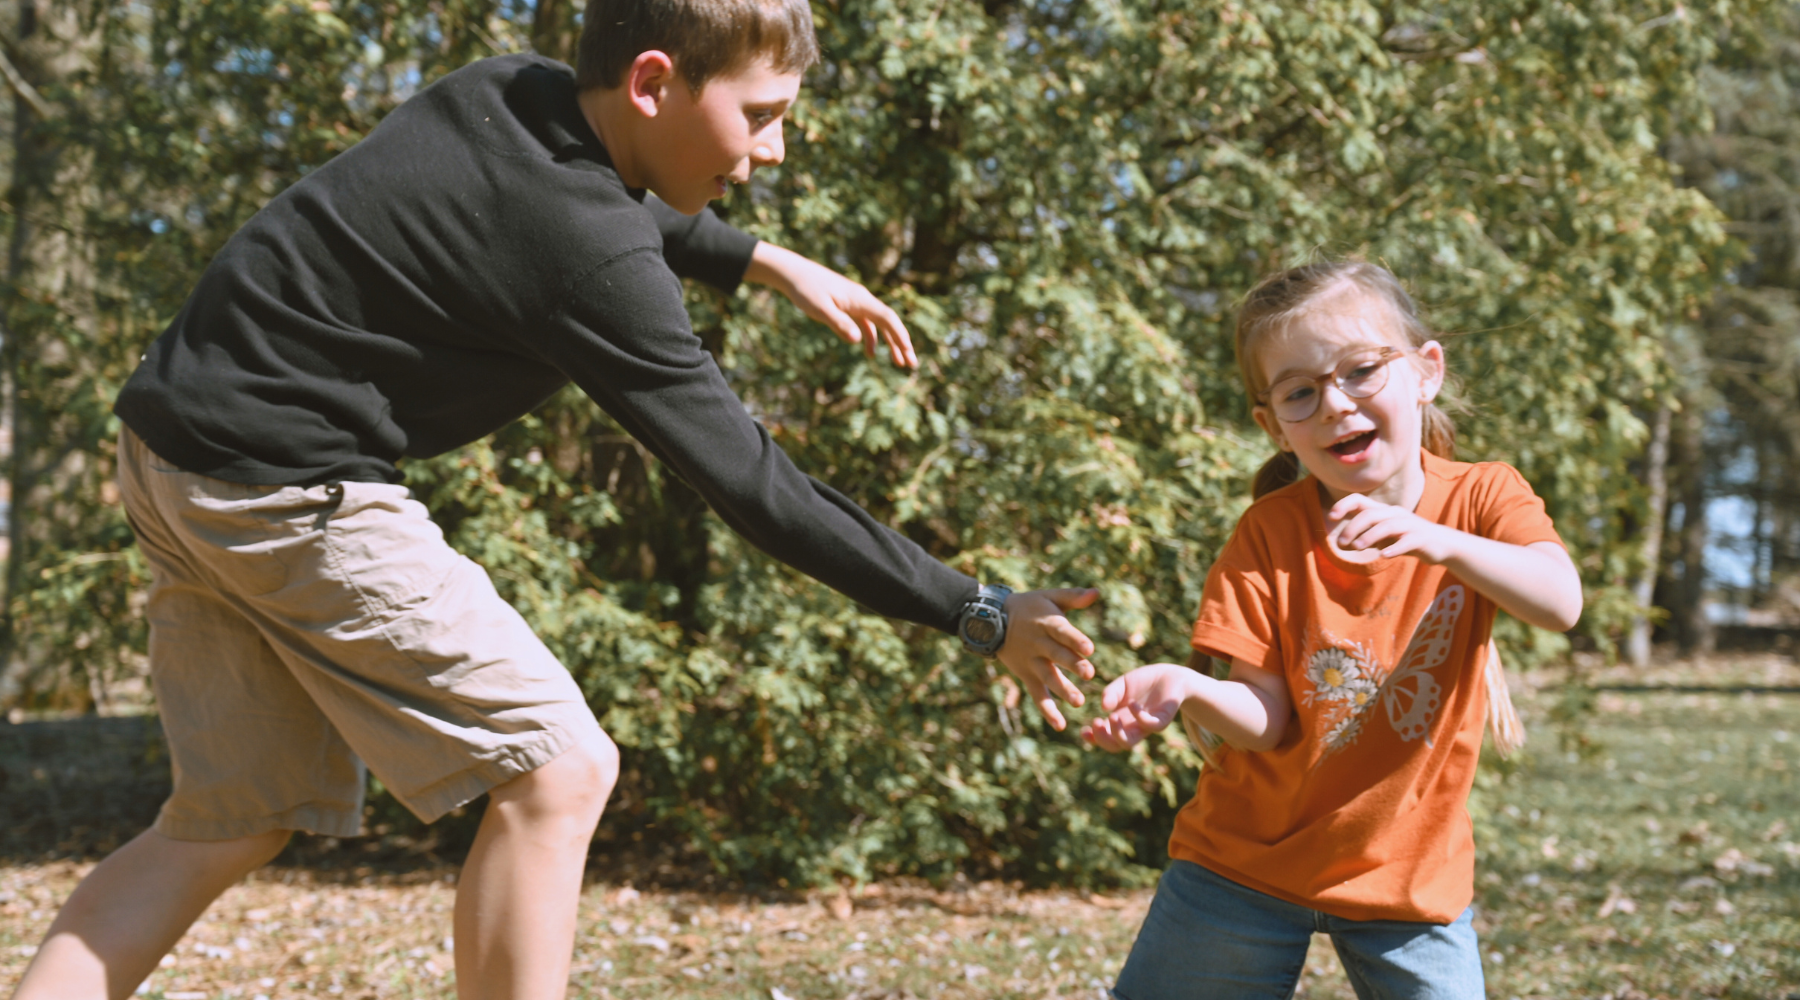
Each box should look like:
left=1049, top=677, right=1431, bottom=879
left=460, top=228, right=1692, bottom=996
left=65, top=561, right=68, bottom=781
left=1101, top=676, right=1129, bottom=713
left=1132, top=704, right=1171, bottom=731
left=1327, top=493, right=1371, bottom=522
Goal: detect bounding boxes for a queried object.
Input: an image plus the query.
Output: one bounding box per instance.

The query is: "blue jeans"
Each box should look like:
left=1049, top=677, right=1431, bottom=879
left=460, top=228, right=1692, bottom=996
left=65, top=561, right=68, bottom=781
left=1113, top=861, right=1485, bottom=1000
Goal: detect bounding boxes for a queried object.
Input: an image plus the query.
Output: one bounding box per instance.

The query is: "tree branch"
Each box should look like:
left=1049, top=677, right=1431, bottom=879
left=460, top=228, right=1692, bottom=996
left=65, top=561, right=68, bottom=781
left=0, top=45, right=51, bottom=120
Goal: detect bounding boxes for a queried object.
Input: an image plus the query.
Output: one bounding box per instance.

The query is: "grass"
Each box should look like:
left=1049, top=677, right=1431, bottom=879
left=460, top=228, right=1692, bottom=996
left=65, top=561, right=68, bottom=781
left=1, top=653, right=1797, bottom=1000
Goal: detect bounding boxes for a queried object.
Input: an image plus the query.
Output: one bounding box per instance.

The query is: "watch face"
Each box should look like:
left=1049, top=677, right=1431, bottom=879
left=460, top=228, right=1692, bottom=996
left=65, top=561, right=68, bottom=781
left=965, top=617, right=999, bottom=645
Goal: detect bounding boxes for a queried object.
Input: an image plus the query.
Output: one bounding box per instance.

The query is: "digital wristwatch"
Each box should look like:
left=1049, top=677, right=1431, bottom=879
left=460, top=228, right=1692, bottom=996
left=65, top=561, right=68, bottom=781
left=957, top=583, right=1013, bottom=657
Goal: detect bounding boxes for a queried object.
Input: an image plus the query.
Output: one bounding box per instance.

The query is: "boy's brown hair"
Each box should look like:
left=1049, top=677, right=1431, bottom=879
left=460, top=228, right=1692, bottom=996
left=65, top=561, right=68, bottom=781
left=575, top=0, right=820, bottom=91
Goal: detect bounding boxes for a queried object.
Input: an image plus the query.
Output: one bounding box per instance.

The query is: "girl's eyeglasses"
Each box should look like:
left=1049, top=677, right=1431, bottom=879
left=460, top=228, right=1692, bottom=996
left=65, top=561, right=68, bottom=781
left=1257, top=347, right=1404, bottom=423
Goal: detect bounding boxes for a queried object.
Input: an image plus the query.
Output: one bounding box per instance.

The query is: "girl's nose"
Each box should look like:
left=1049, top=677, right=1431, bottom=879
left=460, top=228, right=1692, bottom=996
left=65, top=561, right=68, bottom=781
left=1318, top=381, right=1358, bottom=418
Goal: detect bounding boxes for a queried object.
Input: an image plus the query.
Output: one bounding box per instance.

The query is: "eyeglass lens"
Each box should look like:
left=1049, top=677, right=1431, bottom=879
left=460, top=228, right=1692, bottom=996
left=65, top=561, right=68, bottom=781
left=1268, top=351, right=1393, bottom=422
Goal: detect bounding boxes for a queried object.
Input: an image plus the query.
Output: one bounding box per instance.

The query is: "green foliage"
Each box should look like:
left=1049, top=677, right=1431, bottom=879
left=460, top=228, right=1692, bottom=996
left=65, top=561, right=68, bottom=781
left=0, top=0, right=1768, bottom=885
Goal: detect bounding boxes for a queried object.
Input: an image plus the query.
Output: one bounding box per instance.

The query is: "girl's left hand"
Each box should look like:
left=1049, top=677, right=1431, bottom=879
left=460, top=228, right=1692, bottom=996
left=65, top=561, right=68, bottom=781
left=1326, top=493, right=1461, bottom=564
left=1081, top=663, right=1196, bottom=752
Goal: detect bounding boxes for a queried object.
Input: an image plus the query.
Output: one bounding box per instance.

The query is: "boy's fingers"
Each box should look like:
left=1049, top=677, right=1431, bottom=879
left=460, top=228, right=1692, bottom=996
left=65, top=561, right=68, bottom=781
left=860, top=300, right=916, bottom=368
left=817, top=303, right=862, bottom=346
left=1027, top=612, right=1095, bottom=666
left=1040, top=659, right=1084, bottom=707
left=1044, top=587, right=1101, bottom=611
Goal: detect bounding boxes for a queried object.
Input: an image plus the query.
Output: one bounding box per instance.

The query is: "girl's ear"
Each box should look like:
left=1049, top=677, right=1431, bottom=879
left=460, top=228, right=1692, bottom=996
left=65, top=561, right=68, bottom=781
left=1251, top=405, right=1292, bottom=453
left=1413, top=340, right=1446, bottom=403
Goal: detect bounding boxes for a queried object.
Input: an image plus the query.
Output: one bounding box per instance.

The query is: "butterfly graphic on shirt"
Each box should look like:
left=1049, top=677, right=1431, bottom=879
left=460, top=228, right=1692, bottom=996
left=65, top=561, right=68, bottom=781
left=1310, top=584, right=1466, bottom=759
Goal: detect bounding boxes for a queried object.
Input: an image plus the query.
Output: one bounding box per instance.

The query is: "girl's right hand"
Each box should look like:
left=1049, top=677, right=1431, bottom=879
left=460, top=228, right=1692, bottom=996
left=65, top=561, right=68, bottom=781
left=1081, top=663, right=1199, bottom=752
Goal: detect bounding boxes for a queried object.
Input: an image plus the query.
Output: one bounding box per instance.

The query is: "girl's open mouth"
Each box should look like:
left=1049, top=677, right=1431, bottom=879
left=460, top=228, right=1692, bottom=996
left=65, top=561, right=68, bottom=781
left=1328, top=430, right=1377, bottom=459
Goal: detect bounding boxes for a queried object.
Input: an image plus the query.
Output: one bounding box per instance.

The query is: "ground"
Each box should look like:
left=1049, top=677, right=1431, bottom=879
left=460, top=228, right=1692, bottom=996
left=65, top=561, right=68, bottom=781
left=1, top=653, right=1797, bottom=1000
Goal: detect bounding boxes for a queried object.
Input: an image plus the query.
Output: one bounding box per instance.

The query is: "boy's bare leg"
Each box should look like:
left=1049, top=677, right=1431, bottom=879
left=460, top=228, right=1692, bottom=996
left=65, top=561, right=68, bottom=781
left=455, top=728, right=619, bottom=1000
left=11, top=827, right=291, bottom=1000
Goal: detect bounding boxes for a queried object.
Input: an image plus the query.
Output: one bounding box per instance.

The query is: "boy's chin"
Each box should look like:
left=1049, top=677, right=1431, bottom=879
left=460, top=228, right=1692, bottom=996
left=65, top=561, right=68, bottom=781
left=650, top=188, right=712, bottom=216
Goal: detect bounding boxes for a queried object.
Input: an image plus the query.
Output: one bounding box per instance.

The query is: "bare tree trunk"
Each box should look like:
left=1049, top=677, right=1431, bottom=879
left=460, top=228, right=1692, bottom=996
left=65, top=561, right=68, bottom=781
left=1671, top=402, right=1714, bottom=655
left=0, top=0, right=41, bottom=681
left=1628, top=402, right=1673, bottom=667
left=0, top=0, right=106, bottom=706
left=531, top=0, right=579, bottom=64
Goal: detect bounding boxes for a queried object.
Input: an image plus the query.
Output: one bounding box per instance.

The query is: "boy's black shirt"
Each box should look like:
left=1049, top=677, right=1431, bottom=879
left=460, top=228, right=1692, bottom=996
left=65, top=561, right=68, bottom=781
left=115, top=53, right=977, bottom=633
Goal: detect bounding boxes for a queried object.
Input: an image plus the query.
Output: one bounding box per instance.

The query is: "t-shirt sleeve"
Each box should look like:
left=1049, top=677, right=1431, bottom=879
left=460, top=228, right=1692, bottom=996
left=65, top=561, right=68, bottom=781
left=644, top=194, right=759, bottom=293
left=534, top=247, right=976, bottom=633
left=1190, top=517, right=1281, bottom=670
left=1473, top=463, right=1567, bottom=549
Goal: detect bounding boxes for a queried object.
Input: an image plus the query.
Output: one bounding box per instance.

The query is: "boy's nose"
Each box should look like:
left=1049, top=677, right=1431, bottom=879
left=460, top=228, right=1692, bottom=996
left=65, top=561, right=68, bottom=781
left=751, top=125, right=785, bottom=167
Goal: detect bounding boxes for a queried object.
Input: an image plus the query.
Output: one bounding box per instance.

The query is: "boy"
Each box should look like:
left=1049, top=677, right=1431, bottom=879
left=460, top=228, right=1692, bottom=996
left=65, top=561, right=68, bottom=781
left=13, top=1, right=1099, bottom=998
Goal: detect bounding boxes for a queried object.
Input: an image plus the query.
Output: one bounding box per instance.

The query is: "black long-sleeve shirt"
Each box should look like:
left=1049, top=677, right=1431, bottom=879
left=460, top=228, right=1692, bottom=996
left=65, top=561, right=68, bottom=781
left=115, top=53, right=977, bottom=633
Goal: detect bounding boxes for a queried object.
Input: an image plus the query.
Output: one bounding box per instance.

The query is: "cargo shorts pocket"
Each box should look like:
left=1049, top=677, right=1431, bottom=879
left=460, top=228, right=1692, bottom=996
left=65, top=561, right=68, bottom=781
left=174, top=483, right=343, bottom=598
left=318, top=481, right=463, bottom=622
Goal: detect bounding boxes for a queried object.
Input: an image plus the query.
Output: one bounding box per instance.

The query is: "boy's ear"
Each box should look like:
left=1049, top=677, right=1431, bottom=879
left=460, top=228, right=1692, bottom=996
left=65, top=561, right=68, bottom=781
left=624, top=50, right=677, bottom=119
left=1414, top=340, right=1446, bottom=403
left=1251, top=405, right=1291, bottom=453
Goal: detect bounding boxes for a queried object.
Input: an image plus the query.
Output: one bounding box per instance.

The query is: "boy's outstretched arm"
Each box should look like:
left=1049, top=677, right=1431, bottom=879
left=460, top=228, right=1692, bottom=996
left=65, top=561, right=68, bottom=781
left=1326, top=494, right=1583, bottom=632
left=744, top=242, right=917, bottom=368
left=1082, top=655, right=1289, bottom=753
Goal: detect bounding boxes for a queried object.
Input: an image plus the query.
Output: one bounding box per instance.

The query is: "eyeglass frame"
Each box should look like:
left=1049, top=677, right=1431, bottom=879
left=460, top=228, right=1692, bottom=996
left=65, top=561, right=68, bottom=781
left=1254, top=345, right=1409, bottom=424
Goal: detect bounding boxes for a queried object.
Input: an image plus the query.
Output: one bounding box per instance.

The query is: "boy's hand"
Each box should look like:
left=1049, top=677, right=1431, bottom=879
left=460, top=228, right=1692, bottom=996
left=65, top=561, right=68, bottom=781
left=997, top=588, right=1099, bottom=731
left=745, top=242, right=917, bottom=368
left=1325, top=493, right=1461, bottom=564
left=1081, top=663, right=1198, bottom=752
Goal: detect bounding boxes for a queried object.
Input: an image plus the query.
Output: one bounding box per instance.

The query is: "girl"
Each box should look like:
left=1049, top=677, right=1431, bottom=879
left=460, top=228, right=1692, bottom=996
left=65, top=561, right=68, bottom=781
left=1085, top=260, right=1582, bottom=1000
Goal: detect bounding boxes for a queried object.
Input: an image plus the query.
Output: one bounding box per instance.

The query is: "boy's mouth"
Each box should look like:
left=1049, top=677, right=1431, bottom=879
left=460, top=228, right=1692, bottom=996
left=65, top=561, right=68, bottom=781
left=1327, top=430, right=1377, bottom=459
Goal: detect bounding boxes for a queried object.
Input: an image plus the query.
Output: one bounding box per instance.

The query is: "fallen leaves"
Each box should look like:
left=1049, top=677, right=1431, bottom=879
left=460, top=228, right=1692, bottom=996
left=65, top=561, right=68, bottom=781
left=1597, top=884, right=1638, bottom=918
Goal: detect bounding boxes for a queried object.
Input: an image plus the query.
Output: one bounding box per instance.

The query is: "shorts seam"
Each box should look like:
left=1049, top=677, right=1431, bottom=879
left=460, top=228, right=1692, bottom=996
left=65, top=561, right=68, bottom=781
left=155, top=802, right=362, bottom=841
left=397, top=723, right=580, bottom=823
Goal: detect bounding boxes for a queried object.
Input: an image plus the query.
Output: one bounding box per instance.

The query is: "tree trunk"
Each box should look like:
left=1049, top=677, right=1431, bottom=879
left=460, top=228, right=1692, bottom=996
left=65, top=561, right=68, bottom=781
left=0, top=0, right=107, bottom=706
left=1671, top=401, right=1714, bottom=655
left=1627, top=402, right=1673, bottom=667
left=0, top=0, right=42, bottom=683
left=530, top=0, right=580, bottom=65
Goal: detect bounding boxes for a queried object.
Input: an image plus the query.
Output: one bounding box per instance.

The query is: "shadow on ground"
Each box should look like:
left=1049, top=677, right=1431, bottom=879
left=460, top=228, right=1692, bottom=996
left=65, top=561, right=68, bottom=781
left=0, top=715, right=723, bottom=889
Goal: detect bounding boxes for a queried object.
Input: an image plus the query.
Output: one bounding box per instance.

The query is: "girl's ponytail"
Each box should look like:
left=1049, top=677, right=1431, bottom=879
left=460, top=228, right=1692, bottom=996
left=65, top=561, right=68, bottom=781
left=1421, top=401, right=1458, bottom=460
left=1251, top=451, right=1302, bottom=499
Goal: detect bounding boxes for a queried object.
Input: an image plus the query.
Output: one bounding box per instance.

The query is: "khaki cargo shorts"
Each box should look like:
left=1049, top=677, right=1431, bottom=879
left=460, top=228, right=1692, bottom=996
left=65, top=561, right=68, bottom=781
left=117, top=427, right=600, bottom=840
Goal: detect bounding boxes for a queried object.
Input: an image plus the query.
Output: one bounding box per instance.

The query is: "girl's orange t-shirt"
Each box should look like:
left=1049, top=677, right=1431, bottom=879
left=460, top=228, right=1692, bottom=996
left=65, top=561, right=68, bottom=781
left=1175, top=451, right=1565, bottom=924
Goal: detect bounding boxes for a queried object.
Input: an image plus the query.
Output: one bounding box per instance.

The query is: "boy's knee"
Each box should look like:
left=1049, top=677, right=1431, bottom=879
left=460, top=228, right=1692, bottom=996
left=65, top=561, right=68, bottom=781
left=573, top=727, right=620, bottom=806
left=496, top=725, right=619, bottom=823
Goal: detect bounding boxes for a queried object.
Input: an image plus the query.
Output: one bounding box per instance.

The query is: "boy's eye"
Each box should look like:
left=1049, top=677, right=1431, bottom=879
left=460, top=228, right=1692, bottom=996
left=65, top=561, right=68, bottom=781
left=1344, top=363, right=1381, bottom=382
left=1281, top=383, right=1316, bottom=404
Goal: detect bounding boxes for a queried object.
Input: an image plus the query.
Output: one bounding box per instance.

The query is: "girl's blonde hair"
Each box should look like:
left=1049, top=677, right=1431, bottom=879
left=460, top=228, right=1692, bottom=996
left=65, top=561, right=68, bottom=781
left=1234, top=259, right=1463, bottom=499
